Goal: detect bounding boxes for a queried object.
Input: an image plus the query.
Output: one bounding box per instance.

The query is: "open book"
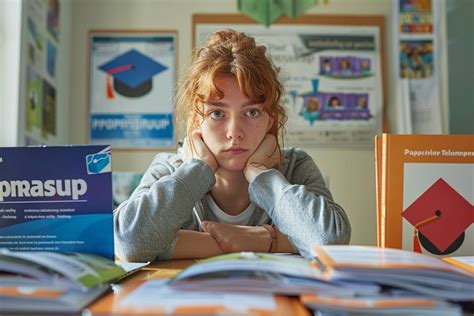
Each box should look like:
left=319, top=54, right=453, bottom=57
left=167, top=250, right=473, bottom=302
left=0, top=249, right=145, bottom=313
left=167, top=252, right=366, bottom=296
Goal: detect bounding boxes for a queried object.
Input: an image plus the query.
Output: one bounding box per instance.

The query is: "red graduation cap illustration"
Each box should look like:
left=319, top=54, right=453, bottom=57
left=402, top=178, right=473, bottom=255
left=98, top=49, right=167, bottom=99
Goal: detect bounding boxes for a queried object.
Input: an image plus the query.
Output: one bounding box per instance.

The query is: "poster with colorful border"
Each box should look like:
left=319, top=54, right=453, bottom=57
left=88, top=31, right=177, bottom=149
left=0, top=145, right=114, bottom=259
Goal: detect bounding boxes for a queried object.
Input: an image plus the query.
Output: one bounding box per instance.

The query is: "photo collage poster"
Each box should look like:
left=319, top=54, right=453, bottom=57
left=195, top=23, right=383, bottom=147
left=24, top=0, right=60, bottom=145
left=394, top=0, right=443, bottom=133
left=89, top=32, right=176, bottom=149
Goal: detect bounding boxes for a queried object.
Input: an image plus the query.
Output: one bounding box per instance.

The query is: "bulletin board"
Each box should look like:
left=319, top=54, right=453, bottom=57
left=193, top=14, right=387, bottom=147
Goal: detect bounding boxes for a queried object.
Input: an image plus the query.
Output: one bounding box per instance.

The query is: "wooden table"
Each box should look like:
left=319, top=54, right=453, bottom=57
left=85, top=260, right=310, bottom=315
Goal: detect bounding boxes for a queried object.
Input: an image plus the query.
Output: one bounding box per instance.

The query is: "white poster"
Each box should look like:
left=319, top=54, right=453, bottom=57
left=89, top=32, right=176, bottom=148
left=195, top=24, right=384, bottom=147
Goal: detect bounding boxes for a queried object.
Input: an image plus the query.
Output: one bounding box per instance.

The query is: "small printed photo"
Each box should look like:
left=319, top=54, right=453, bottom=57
left=399, top=0, right=433, bottom=33
left=351, top=93, right=369, bottom=110
left=326, top=94, right=346, bottom=110
left=319, top=56, right=335, bottom=75
left=300, top=94, right=324, bottom=126
left=358, top=58, right=372, bottom=76
left=335, top=57, right=353, bottom=77
left=400, top=40, right=433, bottom=78
left=303, top=95, right=322, bottom=113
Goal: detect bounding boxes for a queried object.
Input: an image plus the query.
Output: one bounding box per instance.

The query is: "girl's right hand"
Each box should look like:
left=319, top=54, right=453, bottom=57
left=183, top=130, right=219, bottom=173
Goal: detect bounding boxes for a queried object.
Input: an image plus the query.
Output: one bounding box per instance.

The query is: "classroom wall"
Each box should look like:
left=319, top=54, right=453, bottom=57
left=69, top=0, right=399, bottom=247
left=446, top=0, right=474, bottom=134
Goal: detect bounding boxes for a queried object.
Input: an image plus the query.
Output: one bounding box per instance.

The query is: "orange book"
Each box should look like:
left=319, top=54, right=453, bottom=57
left=376, top=134, right=473, bottom=256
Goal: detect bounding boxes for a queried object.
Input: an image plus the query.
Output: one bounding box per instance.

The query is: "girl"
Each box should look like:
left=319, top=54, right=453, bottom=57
left=114, top=29, right=351, bottom=261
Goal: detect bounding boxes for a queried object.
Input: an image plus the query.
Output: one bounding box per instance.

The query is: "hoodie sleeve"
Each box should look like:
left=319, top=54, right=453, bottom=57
left=248, top=149, right=351, bottom=259
left=113, top=154, right=215, bottom=262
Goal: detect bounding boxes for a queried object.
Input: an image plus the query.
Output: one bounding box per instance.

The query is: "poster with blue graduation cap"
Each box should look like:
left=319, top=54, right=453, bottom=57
left=88, top=32, right=176, bottom=148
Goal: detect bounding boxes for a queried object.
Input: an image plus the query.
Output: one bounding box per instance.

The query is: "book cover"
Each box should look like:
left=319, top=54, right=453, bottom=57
left=376, top=134, right=473, bottom=257
left=0, top=145, right=114, bottom=259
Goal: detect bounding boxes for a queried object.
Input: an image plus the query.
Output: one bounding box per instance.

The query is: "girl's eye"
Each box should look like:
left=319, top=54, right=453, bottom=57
left=246, top=109, right=260, bottom=117
left=209, top=110, right=223, bottom=119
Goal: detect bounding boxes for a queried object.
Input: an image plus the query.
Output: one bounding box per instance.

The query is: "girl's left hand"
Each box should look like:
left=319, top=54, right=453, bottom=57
left=201, top=221, right=271, bottom=253
left=244, top=134, right=280, bottom=182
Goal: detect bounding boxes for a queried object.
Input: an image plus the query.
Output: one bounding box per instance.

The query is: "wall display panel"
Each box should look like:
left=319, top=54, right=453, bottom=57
left=87, top=30, right=177, bottom=149
left=21, top=0, right=61, bottom=145
left=194, top=14, right=387, bottom=147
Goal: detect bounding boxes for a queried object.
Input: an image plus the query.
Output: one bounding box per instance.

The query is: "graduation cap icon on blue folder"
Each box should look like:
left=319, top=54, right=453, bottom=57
left=98, top=49, right=167, bottom=98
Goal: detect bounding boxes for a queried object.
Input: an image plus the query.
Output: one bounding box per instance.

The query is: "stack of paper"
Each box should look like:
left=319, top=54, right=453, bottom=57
left=85, top=248, right=473, bottom=315
left=303, top=245, right=473, bottom=315
left=313, top=245, right=474, bottom=301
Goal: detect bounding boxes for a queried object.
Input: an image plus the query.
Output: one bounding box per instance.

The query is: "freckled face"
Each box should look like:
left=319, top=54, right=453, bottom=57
left=199, top=76, right=273, bottom=172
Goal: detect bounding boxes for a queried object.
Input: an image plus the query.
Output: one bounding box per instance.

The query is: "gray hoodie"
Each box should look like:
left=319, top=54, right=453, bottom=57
left=114, top=147, right=351, bottom=261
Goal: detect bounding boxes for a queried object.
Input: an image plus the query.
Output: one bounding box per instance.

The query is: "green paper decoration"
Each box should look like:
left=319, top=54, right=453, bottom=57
left=238, top=0, right=285, bottom=27
left=238, top=0, right=319, bottom=27
left=279, top=0, right=318, bottom=19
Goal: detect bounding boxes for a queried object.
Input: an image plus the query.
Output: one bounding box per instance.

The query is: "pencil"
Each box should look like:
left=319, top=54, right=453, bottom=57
left=193, top=208, right=203, bottom=231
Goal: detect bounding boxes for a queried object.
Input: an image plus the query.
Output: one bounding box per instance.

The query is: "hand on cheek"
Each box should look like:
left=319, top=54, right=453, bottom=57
left=244, top=134, right=280, bottom=182
left=183, top=130, right=219, bottom=173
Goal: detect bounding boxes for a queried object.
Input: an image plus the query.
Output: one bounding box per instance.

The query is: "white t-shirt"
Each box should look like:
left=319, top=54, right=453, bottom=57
left=206, top=194, right=255, bottom=226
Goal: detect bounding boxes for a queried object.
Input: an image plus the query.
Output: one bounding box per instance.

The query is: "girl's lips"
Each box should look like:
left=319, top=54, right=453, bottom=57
left=223, top=148, right=248, bottom=155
